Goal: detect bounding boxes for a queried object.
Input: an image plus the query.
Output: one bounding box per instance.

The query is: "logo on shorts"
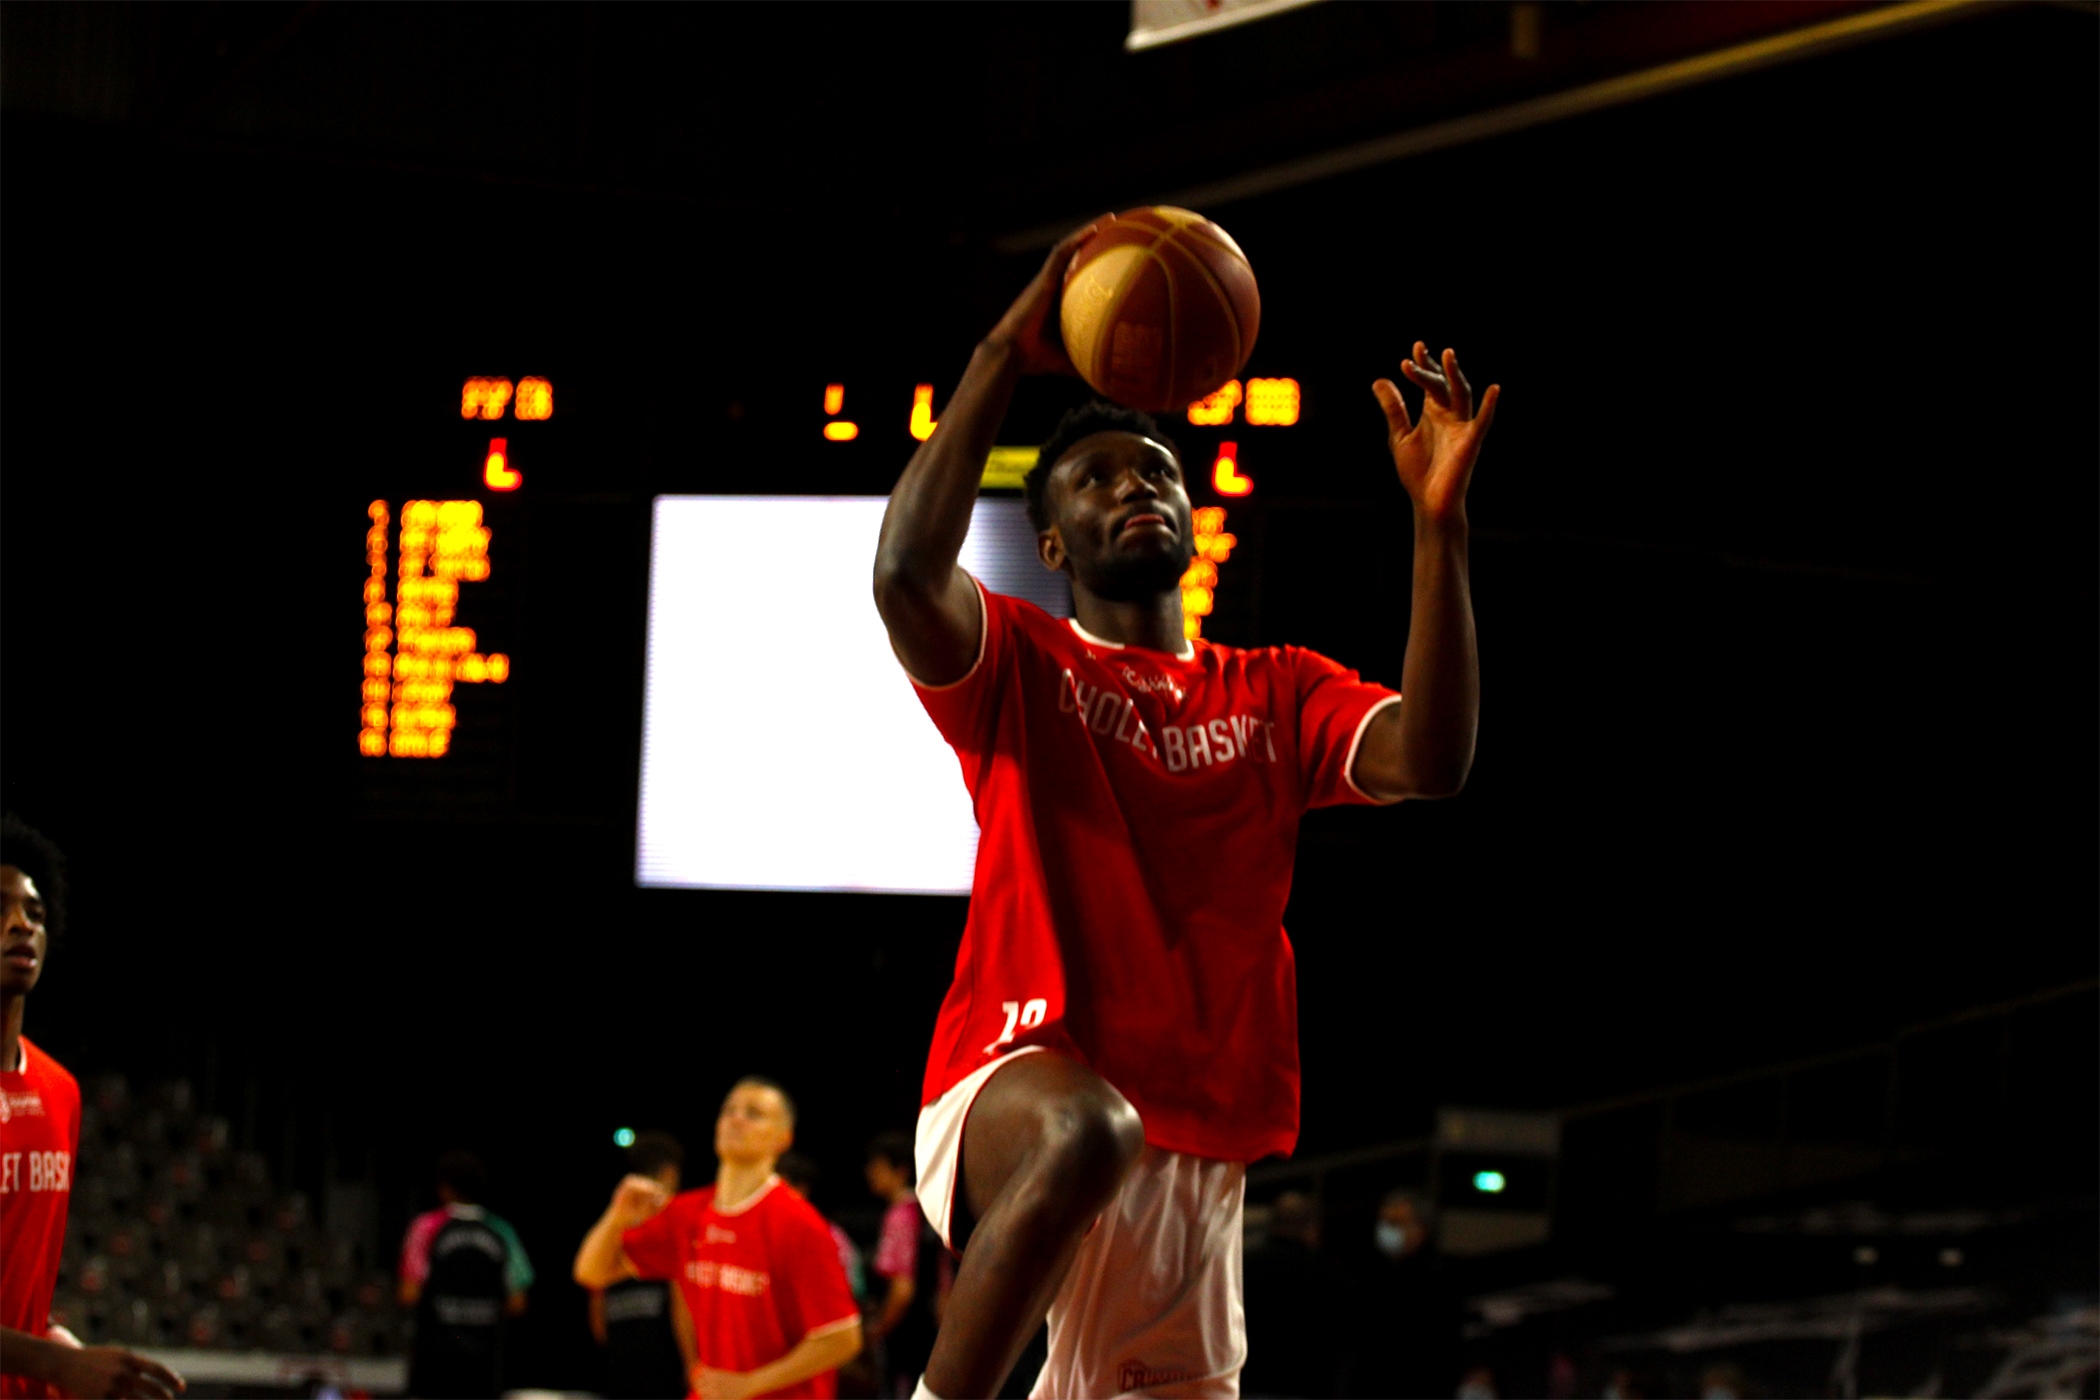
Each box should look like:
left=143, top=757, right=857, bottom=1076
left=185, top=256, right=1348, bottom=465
left=1120, top=1362, right=1197, bottom=1391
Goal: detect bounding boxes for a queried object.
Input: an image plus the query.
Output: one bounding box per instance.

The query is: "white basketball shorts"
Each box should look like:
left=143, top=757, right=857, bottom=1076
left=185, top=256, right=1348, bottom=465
left=914, top=1049, right=1248, bottom=1399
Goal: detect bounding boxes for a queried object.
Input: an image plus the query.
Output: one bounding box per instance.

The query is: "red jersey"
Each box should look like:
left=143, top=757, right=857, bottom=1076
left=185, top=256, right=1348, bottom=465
left=622, top=1176, right=858, bottom=1400
left=1, top=1036, right=81, bottom=1400
left=913, top=582, right=1400, bottom=1162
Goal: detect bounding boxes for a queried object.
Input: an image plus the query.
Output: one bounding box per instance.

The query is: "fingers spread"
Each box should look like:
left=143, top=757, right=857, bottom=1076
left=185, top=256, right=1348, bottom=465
left=1472, top=383, right=1501, bottom=436
left=1371, top=378, right=1412, bottom=435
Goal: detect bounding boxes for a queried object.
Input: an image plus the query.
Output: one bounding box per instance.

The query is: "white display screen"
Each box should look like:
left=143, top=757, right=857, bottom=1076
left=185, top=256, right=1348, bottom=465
left=636, top=495, right=1069, bottom=894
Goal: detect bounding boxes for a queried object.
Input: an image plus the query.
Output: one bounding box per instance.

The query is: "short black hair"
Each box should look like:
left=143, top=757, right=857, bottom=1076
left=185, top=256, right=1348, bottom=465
left=728, top=1075, right=797, bottom=1127
left=626, top=1130, right=685, bottom=1178
left=867, top=1130, right=915, bottom=1179
left=436, top=1149, right=489, bottom=1202
left=1026, top=401, right=1181, bottom=532
left=0, top=814, right=67, bottom=942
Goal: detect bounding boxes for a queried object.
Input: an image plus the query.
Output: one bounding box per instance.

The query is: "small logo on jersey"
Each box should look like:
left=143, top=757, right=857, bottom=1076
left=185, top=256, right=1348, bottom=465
left=1120, top=1361, right=1196, bottom=1391
left=0, top=1090, right=45, bottom=1123
left=704, top=1224, right=737, bottom=1245
left=1117, top=664, right=1185, bottom=705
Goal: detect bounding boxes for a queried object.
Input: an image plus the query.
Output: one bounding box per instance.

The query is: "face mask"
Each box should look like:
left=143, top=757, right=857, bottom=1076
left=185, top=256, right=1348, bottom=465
left=1375, top=1221, right=1411, bottom=1258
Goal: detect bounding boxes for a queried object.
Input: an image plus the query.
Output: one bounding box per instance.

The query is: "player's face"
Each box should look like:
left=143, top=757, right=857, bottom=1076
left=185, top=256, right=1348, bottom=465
left=0, top=866, right=47, bottom=997
left=715, top=1084, right=793, bottom=1166
left=1041, top=431, right=1194, bottom=602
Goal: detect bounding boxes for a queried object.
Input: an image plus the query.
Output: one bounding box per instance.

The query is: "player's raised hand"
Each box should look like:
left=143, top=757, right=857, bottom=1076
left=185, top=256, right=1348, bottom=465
left=1373, top=343, right=1500, bottom=526
left=986, top=215, right=1113, bottom=378
left=609, top=1172, right=671, bottom=1225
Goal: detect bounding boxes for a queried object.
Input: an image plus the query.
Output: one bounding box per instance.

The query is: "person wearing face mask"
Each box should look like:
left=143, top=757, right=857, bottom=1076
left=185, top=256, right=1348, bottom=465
left=1345, top=1190, right=1457, bottom=1399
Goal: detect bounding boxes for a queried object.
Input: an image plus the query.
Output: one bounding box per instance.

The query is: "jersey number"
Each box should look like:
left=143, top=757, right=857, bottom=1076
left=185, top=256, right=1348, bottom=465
left=984, top=998, right=1047, bottom=1054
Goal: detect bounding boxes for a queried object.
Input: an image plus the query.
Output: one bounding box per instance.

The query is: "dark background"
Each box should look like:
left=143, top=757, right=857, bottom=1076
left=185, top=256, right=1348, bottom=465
left=3, top=2, right=2094, bottom=1390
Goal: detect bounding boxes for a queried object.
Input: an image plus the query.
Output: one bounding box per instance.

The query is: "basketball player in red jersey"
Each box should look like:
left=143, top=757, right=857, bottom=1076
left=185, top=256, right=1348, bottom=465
left=574, top=1077, right=862, bottom=1399
left=0, top=818, right=184, bottom=1400
left=873, top=218, right=1498, bottom=1399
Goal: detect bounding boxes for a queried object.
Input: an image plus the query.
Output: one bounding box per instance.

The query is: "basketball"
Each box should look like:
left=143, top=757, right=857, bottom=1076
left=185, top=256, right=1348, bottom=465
left=1060, top=206, right=1261, bottom=415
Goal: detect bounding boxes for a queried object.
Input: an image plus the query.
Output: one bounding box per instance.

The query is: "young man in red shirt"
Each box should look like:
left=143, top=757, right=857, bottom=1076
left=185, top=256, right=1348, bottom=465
left=0, top=817, right=184, bottom=1400
left=872, top=219, right=1498, bottom=1398
left=574, top=1078, right=862, bottom=1400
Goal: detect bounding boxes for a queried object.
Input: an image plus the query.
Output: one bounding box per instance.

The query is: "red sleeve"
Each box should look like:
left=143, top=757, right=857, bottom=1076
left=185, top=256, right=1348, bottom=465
left=778, top=1204, right=860, bottom=1341
left=909, top=576, right=1017, bottom=776
left=620, top=1204, right=684, bottom=1283
left=1290, top=646, right=1402, bottom=809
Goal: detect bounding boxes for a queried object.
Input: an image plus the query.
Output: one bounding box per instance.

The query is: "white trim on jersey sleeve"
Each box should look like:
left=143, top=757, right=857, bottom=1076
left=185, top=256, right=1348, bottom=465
left=903, top=573, right=990, bottom=692
left=1067, top=616, right=1196, bottom=661
left=1340, top=693, right=1406, bottom=805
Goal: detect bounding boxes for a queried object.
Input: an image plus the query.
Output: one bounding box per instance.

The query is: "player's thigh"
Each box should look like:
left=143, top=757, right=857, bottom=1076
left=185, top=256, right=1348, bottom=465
left=959, top=1051, right=1143, bottom=1226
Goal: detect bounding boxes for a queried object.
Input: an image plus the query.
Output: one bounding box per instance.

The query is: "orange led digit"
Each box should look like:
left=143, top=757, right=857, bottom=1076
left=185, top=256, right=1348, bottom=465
left=1243, top=377, right=1300, bottom=426
left=822, top=382, right=858, bottom=441
left=1187, top=380, right=1242, bottom=426
left=461, top=378, right=513, bottom=420
left=1211, top=441, right=1253, bottom=497
left=513, top=377, right=553, bottom=420
left=484, top=437, right=521, bottom=491
left=910, top=384, right=940, bottom=442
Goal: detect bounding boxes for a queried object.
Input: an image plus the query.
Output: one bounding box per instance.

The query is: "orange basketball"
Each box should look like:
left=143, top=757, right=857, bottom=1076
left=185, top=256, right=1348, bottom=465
left=1060, top=207, right=1261, bottom=415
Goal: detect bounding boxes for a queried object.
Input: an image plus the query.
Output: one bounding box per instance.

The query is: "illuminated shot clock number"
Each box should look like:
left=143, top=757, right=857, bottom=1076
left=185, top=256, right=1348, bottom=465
left=360, top=499, right=510, bottom=759
left=461, top=377, right=551, bottom=492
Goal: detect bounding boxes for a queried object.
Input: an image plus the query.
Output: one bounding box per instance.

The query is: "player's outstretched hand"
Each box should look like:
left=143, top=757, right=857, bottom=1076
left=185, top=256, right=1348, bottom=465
left=609, top=1172, right=671, bottom=1225
left=50, top=1344, right=185, bottom=1399
left=986, top=215, right=1113, bottom=378
left=1373, top=343, right=1500, bottom=525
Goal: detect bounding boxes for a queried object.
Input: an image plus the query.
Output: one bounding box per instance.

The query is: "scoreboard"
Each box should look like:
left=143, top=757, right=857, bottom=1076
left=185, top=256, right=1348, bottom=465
left=357, top=367, right=1311, bottom=863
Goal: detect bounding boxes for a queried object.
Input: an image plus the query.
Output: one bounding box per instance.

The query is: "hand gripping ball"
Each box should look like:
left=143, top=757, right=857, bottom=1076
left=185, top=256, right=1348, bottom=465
left=1059, top=207, right=1261, bottom=415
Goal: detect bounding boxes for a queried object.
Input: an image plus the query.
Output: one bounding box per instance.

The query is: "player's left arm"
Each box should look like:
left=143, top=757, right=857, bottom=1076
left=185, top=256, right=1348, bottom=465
left=1352, top=343, right=1500, bottom=801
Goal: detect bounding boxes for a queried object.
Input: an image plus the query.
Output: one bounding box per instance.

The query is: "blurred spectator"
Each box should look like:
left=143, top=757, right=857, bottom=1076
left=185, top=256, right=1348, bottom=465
left=589, top=1132, right=694, bottom=1400
left=1242, top=1190, right=1330, bottom=1398
left=864, top=1132, right=940, bottom=1397
left=1, top=815, right=183, bottom=1400
left=398, top=1150, right=531, bottom=1398
left=1346, top=1188, right=1458, bottom=1399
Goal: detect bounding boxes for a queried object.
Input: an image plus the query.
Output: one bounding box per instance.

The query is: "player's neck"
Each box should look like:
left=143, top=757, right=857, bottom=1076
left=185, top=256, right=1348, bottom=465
left=714, top=1157, right=776, bottom=1212
left=1070, top=585, right=1187, bottom=656
left=0, top=994, right=22, bottom=1073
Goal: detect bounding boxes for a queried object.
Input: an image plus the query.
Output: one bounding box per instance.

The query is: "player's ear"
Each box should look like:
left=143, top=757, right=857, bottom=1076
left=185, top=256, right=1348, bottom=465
left=1038, top=526, right=1067, bottom=573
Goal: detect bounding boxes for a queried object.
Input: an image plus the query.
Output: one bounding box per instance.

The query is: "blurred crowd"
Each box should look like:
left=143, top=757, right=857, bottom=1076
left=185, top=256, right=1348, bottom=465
left=48, top=1075, right=401, bottom=1360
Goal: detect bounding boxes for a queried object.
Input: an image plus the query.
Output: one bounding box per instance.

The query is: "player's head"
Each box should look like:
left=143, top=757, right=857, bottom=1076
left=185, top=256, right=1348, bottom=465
left=435, top=1149, right=489, bottom=1206
left=716, top=1076, right=795, bottom=1169
left=1, top=814, right=65, bottom=1001
left=1375, top=1187, right=1432, bottom=1259
left=1027, top=402, right=1193, bottom=602
left=625, top=1130, right=685, bottom=1193
left=864, top=1129, right=915, bottom=1200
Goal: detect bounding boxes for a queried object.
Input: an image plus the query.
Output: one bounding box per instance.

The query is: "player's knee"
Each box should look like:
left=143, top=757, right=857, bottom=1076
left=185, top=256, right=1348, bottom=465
left=1039, top=1084, right=1143, bottom=1205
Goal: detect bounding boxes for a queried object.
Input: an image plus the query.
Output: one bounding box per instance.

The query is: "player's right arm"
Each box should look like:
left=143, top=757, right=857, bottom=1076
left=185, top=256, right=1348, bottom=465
left=874, top=217, right=1106, bottom=685
left=573, top=1174, right=671, bottom=1289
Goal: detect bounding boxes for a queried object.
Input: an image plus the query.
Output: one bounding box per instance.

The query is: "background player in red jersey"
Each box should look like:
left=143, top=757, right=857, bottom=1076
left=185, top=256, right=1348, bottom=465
left=0, top=817, right=184, bottom=1400
left=872, top=221, right=1497, bottom=1398
left=574, top=1078, right=863, bottom=1400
